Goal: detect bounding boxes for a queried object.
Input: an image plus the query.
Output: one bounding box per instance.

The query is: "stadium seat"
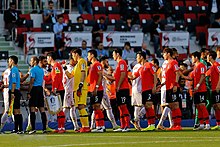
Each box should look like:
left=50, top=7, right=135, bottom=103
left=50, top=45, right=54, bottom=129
left=81, top=14, right=93, bottom=20
left=94, top=14, right=106, bottom=23
left=63, top=14, right=70, bottom=23
left=198, top=1, right=208, bottom=13
left=139, top=14, right=152, bottom=26
left=152, top=14, right=167, bottom=25
left=172, top=1, right=185, bottom=20
left=30, top=28, right=42, bottom=32
left=107, top=6, right=120, bottom=14
left=105, top=1, right=118, bottom=7
left=185, top=1, right=200, bottom=13
left=15, top=27, right=28, bottom=41
left=184, top=13, right=198, bottom=33
left=92, top=1, right=104, bottom=7
left=108, top=14, right=121, bottom=25
left=19, top=14, right=31, bottom=20
left=93, top=6, right=106, bottom=14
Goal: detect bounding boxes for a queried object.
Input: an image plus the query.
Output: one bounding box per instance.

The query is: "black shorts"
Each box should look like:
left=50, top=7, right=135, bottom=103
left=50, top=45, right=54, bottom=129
left=212, top=91, right=220, bottom=104
left=166, top=88, right=179, bottom=103
left=142, top=90, right=154, bottom=105
left=29, top=86, right=44, bottom=108
left=90, top=90, right=103, bottom=105
left=9, top=89, right=21, bottom=109
left=194, top=92, right=207, bottom=104
left=116, top=89, right=130, bottom=106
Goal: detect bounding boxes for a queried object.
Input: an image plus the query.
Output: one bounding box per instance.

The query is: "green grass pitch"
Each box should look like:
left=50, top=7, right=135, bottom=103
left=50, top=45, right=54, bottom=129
left=0, top=129, right=220, bottom=147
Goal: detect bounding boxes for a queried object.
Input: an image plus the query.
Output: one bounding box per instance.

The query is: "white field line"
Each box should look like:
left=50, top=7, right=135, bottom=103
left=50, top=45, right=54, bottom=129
left=39, top=139, right=220, bottom=147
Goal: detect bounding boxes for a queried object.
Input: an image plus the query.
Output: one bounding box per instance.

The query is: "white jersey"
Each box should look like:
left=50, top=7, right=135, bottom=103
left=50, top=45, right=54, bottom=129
left=63, top=65, right=74, bottom=92
left=132, top=63, right=142, bottom=93
left=161, top=60, right=168, bottom=91
left=3, top=68, right=10, bottom=111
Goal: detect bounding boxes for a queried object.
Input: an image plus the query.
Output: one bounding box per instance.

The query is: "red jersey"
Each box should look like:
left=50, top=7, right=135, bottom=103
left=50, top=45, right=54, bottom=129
left=134, top=62, right=156, bottom=91
left=165, top=60, right=179, bottom=90
left=191, top=62, right=207, bottom=92
left=206, top=61, right=220, bottom=91
left=88, top=61, right=103, bottom=92
left=44, top=62, right=64, bottom=91
left=114, top=59, right=129, bottom=90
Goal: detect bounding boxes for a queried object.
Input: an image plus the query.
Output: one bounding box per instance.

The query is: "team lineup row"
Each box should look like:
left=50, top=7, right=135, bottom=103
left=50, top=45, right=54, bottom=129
left=1, top=47, right=220, bottom=134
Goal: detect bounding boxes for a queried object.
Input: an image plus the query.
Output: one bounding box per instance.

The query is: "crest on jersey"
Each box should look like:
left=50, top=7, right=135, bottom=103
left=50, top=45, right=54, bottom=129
left=55, top=67, right=60, bottom=74
left=217, top=66, right=220, bottom=72
left=120, top=64, right=124, bottom=70
left=81, top=63, right=86, bottom=70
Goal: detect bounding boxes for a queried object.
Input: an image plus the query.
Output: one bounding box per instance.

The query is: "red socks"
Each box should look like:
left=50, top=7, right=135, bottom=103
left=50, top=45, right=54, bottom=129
left=118, top=104, right=130, bottom=128
left=172, top=108, right=182, bottom=126
left=146, top=107, right=155, bottom=125
left=57, top=111, right=65, bottom=129
left=200, top=105, right=209, bottom=124
left=95, top=109, right=105, bottom=127
left=215, top=109, right=220, bottom=125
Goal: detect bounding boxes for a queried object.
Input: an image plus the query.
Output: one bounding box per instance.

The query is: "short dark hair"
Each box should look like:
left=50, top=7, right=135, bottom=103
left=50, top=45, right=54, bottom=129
left=191, top=51, right=201, bottom=60
left=48, top=0, right=54, bottom=4
left=200, top=48, right=209, bottom=53
left=179, top=62, right=188, bottom=68
left=99, top=16, right=105, bottom=20
left=124, top=42, right=131, bottom=47
left=145, top=49, right=151, bottom=57
left=9, top=55, right=18, bottom=64
left=99, top=56, right=109, bottom=62
left=72, top=48, right=82, bottom=56
left=172, top=48, right=178, bottom=54
left=153, top=15, right=160, bottom=22
left=88, top=49, right=98, bottom=58
left=57, top=15, right=64, bottom=19
left=39, top=56, right=46, bottom=61
left=208, top=50, right=217, bottom=60
left=10, top=2, right=16, bottom=6
left=77, top=16, right=83, bottom=21
left=163, top=48, right=173, bottom=57
left=47, top=52, right=57, bottom=60
left=113, top=48, right=122, bottom=56
left=32, top=56, right=39, bottom=64
left=152, top=58, right=159, bottom=66
left=136, top=51, right=146, bottom=60
left=82, top=40, right=87, bottom=44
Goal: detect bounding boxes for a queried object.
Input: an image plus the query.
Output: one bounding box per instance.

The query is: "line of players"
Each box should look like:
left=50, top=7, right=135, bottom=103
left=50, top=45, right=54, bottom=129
left=1, top=47, right=220, bottom=134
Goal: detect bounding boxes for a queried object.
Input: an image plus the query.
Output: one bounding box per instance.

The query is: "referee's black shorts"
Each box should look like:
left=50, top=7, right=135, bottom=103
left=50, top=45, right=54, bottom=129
left=29, top=86, right=44, bottom=108
left=9, top=89, right=21, bottom=109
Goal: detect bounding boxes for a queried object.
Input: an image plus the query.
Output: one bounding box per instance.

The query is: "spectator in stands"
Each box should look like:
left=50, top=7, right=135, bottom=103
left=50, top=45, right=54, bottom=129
left=92, top=16, right=107, bottom=43
left=77, top=0, right=92, bottom=15
left=42, top=48, right=51, bottom=56
left=43, top=0, right=57, bottom=24
left=56, top=41, right=67, bottom=59
left=206, top=0, right=220, bottom=23
left=125, top=17, right=133, bottom=32
left=150, top=15, right=163, bottom=58
left=122, top=42, right=135, bottom=60
left=53, top=15, right=67, bottom=49
left=211, top=13, right=220, bottom=28
left=96, top=41, right=109, bottom=59
left=77, top=16, right=84, bottom=24
left=216, top=47, right=220, bottom=62
left=4, top=2, right=22, bottom=38
left=80, top=40, right=90, bottom=59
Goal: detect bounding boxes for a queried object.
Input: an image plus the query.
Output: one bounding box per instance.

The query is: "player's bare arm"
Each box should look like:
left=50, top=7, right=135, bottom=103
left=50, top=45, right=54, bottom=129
left=194, top=74, right=205, bottom=91
left=117, top=71, right=126, bottom=91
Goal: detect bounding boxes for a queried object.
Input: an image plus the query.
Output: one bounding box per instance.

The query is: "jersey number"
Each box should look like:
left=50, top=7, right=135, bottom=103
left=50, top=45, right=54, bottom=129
left=121, top=97, right=126, bottom=104
left=200, top=95, right=205, bottom=102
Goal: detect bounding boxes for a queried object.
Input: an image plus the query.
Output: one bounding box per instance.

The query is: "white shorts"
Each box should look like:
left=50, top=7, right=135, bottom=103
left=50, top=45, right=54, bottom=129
left=132, top=91, right=142, bottom=106
left=101, top=94, right=112, bottom=110
left=161, top=90, right=168, bottom=106
left=63, top=90, right=74, bottom=108
left=3, top=89, right=9, bottom=112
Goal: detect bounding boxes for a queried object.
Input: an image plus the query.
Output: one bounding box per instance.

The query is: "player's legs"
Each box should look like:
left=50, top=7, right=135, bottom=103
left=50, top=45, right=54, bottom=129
left=102, top=95, right=118, bottom=129
left=75, top=90, right=90, bottom=132
left=211, top=91, right=220, bottom=130
left=141, top=90, right=155, bottom=131
left=11, top=90, right=23, bottom=134
left=166, top=89, right=182, bottom=130
left=56, top=90, right=66, bottom=132
left=91, top=91, right=105, bottom=133
left=0, top=91, right=10, bottom=132
left=194, top=92, right=210, bottom=130
left=114, top=89, right=130, bottom=132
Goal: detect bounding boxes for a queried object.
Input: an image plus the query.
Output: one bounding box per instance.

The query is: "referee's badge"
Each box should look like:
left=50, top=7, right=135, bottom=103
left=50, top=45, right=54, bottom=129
left=12, top=73, right=16, bottom=78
